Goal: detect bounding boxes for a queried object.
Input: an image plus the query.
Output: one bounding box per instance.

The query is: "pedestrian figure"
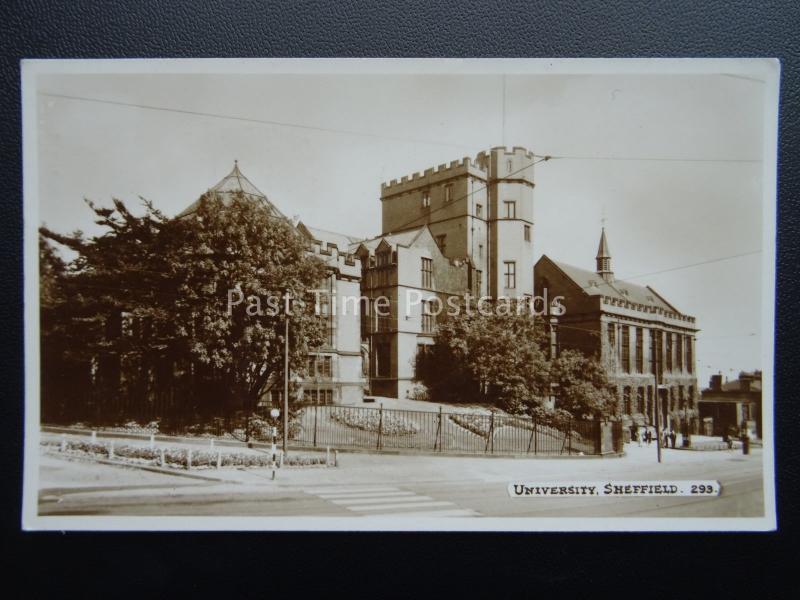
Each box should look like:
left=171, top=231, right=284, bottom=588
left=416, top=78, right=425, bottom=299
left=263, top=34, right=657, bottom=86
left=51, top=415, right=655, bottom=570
left=636, top=428, right=642, bottom=447
left=645, top=429, right=652, bottom=445
left=663, top=430, right=670, bottom=448
left=670, top=430, right=677, bottom=449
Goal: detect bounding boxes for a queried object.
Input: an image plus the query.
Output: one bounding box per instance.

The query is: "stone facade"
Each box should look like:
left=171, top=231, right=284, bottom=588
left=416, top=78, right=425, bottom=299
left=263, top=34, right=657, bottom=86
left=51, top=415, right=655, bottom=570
left=352, top=226, right=470, bottom=399
left=534, top=229, right=699, bottom=430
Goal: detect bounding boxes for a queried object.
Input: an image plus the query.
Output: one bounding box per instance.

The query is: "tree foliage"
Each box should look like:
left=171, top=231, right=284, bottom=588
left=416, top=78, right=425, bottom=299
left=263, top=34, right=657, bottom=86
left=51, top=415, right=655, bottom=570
left=415, top=299, right=617, bottom=419
left=40, top=192, right=327, bottom=425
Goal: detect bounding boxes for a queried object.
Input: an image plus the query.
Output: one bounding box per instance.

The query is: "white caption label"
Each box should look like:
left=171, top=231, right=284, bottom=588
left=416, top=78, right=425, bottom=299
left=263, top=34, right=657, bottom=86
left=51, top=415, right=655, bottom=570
left=508, top=481, right=721, bottom=498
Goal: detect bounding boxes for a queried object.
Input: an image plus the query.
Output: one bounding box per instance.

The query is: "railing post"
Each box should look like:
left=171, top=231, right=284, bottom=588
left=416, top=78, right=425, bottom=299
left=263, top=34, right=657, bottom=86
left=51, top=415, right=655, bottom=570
left=313, top=403, right=318, bottom=447
left=435, top=406, right=443, bottom=451
left=568, top=417, right=573, bottom=456
left=377, top=404, right=383, bottom=451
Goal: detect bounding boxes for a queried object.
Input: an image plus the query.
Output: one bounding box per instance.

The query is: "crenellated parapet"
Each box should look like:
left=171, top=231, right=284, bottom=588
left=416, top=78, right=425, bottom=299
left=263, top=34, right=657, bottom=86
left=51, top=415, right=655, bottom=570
left=381, top=156, right=487, bottom=197
left=381, top=146, right=538, bottom=198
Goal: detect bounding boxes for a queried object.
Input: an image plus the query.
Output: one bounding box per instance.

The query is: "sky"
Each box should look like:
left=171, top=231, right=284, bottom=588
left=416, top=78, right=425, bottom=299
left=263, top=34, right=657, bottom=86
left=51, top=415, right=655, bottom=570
left=33, top=63, right=772, bottom=388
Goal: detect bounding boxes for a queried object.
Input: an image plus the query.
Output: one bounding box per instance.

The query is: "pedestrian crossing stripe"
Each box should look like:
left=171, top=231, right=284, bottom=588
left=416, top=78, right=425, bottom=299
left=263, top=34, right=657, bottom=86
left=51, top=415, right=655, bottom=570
left=303, top=485, right=480, bottom=517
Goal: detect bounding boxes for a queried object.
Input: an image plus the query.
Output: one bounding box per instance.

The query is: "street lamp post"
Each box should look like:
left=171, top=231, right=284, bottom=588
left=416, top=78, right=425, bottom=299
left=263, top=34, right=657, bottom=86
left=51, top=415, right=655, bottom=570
left=270, top=407, right=280, bottom=480
left=283, top=292, right=291, bottom=456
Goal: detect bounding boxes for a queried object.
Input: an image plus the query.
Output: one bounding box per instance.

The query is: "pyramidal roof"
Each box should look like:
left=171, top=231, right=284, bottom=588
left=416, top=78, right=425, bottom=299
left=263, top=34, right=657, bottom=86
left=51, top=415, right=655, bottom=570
left=177, top=161, right=286, bottom=219
left=596, top=227, right=611, bottom=259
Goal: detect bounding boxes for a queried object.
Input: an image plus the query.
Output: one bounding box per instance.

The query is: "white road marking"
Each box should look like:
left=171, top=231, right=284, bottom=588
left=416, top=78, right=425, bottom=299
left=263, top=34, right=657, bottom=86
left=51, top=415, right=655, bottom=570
left=348, top=501, right=454, bottom=512
left=329, top=495, right=434, bottom=506
left=304, top=485, right=480, bottom=517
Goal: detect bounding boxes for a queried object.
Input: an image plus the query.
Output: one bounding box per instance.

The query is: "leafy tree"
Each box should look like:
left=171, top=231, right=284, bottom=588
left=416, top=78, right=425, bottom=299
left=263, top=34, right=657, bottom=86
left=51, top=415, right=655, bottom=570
left=40, top=191, right=327, bottom=428
left=549, top=349, right=618, bottom=419
left=167, top=192, right=327, bottom=417
left=416, top=299, right=618, bottom=419
left=416, top=299, right=550, bottom=413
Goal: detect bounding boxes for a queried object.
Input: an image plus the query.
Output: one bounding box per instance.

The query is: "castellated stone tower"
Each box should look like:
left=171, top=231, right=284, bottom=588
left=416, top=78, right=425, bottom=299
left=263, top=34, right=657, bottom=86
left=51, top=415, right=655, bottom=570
left=379, top=146, right=536, bottom=299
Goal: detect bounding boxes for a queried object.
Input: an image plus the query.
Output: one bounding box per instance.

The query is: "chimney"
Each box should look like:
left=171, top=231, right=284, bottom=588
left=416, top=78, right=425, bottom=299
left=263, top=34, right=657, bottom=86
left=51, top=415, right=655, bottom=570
left=709, top=374, right=723, bottom=391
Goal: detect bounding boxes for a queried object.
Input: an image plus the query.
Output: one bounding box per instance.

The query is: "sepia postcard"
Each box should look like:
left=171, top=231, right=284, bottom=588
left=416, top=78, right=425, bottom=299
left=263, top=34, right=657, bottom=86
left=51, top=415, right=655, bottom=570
left=21, top=58, right=779, bottom=531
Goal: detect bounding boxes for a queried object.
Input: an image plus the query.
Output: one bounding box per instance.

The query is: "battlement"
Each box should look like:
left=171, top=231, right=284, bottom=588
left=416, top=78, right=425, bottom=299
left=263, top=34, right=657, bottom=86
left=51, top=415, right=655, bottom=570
left=381, top=146, right=536, bottom=197
left=381, top=155, right=486, bottom=196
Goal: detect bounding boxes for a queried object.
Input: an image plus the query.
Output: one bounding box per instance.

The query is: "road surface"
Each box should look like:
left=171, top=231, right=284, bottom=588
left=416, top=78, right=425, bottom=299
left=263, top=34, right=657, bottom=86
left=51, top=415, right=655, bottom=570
left=36, top=441, right=766, bottom=519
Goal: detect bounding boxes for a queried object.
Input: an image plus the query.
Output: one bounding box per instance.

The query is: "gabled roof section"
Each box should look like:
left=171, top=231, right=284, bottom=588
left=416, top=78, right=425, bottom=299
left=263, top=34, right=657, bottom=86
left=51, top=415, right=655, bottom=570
left=539, top=255, right=683, bottom=314
left=177, top=161, right=286, bottom=219
left=297, top=222, right=363, bottom=249
left=349, top=225, right=427, bottom=253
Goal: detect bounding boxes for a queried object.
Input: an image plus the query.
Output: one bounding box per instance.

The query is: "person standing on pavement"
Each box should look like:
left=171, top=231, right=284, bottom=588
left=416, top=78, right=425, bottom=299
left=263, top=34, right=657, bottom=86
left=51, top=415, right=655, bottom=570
left=669, top=430, right=677, bottom=449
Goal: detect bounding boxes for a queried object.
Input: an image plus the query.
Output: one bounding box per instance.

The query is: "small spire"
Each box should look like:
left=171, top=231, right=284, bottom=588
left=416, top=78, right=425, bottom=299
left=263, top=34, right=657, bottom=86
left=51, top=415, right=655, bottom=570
left=596, top=227, right=613, bottom=281
left=596, top=226, right=611, bottom=259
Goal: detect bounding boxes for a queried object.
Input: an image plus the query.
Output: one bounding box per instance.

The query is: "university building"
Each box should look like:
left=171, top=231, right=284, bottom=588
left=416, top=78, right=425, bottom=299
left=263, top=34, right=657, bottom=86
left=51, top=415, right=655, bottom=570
left=189, top=152, right=700, bottom=411
left=362, top=146, right=539, bottom=398
left=534, top=228, right=700, bottom=430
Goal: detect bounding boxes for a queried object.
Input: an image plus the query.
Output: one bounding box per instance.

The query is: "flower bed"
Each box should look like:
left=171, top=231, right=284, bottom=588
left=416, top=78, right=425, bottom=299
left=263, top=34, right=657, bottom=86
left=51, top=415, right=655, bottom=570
left=43, top=440, right=330, bottom=468
left=449, top=413, right=493, bottom=438
left=330, top=408, right=419, bottom=436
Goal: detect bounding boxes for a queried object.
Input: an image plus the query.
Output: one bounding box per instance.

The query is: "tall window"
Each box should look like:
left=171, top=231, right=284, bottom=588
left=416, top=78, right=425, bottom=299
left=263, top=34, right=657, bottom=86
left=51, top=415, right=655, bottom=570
left=318, top=292, right=334, bottom=346
left=636, top=387, right=645, bottom=413
left=607, top=323, right=616, bottom=353
left=651, top=330, right=663, bottom=375
left=620, top=325, right=630, bottom=372
left=421, top=257, right=433, bottom=288
left=635, top=327, right=643, bottom=373
left=688, top=385, right=694, bottom=408
left=444, top=184, right=452, bottom=202
left=421, top=190, right=430, bottom=208
left=503, top=261, right=516, bottom=289
left=475, top=270, right=482, bottom=295
left=376, top=344, right=391, bottom=377
left=506, top=159, right=513, bottom=173
left=309, top=355, right=332, bottom=378
left=666, top=333, right=673, bottom=371
left=524, top=224, right=531, bottom=242
left=623, top=386, right=632, bottom=415
left=421, top=301, right=435, bottom=333
left=475, top=203, right=483, bottom=218
left=504, top=200, right=516, bottom=219
left=478, top=244, right=483, bottom=258
left=686, top=335, right=693, bottom=373
left=676, top=334, right=684, bottom=371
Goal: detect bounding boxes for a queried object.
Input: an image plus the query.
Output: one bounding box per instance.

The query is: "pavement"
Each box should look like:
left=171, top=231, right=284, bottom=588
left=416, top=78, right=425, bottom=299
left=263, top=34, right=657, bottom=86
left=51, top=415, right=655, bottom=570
left=35, top=433, right=766, bottom=520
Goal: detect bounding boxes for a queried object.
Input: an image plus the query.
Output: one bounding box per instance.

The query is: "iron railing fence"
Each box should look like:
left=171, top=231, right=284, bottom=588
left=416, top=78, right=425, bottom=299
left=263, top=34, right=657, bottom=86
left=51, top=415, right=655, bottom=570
left=44, top=399, right=623, bottom=456
left=258, top=403, right=621, bottom=456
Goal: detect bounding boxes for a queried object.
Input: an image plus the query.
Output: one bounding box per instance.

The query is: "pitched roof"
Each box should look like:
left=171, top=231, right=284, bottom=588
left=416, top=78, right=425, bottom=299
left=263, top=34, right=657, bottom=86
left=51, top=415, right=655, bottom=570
left=299, top=223, right=363, bottom=249
left=350, top=226, right=426, bottom=253
left=177, top=161, right=286, bottom=219
left=544, top=256, right=681, bottom=313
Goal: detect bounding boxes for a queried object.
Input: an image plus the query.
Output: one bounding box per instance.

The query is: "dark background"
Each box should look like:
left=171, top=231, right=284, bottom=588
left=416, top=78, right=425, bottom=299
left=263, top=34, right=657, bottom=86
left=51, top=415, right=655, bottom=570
left=2, top=0, right=797, bottom=594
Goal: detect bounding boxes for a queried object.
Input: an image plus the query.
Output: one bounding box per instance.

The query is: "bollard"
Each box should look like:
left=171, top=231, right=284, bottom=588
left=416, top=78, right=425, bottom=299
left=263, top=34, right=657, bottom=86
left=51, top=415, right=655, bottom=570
left=160, top=448, right=165, bottom=467
left=334, top=450, right=338, bottom=467
left=60, top=434, right=67, bottom=452
left=91, top=430, right=97, bottom=443
left=216, top=451, right=222, bottom=469
left=149, top=434, right=155, bottom=449
left=109, top=442, right=115, bottom=459
left=186, top=449, right=192, bottom=470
